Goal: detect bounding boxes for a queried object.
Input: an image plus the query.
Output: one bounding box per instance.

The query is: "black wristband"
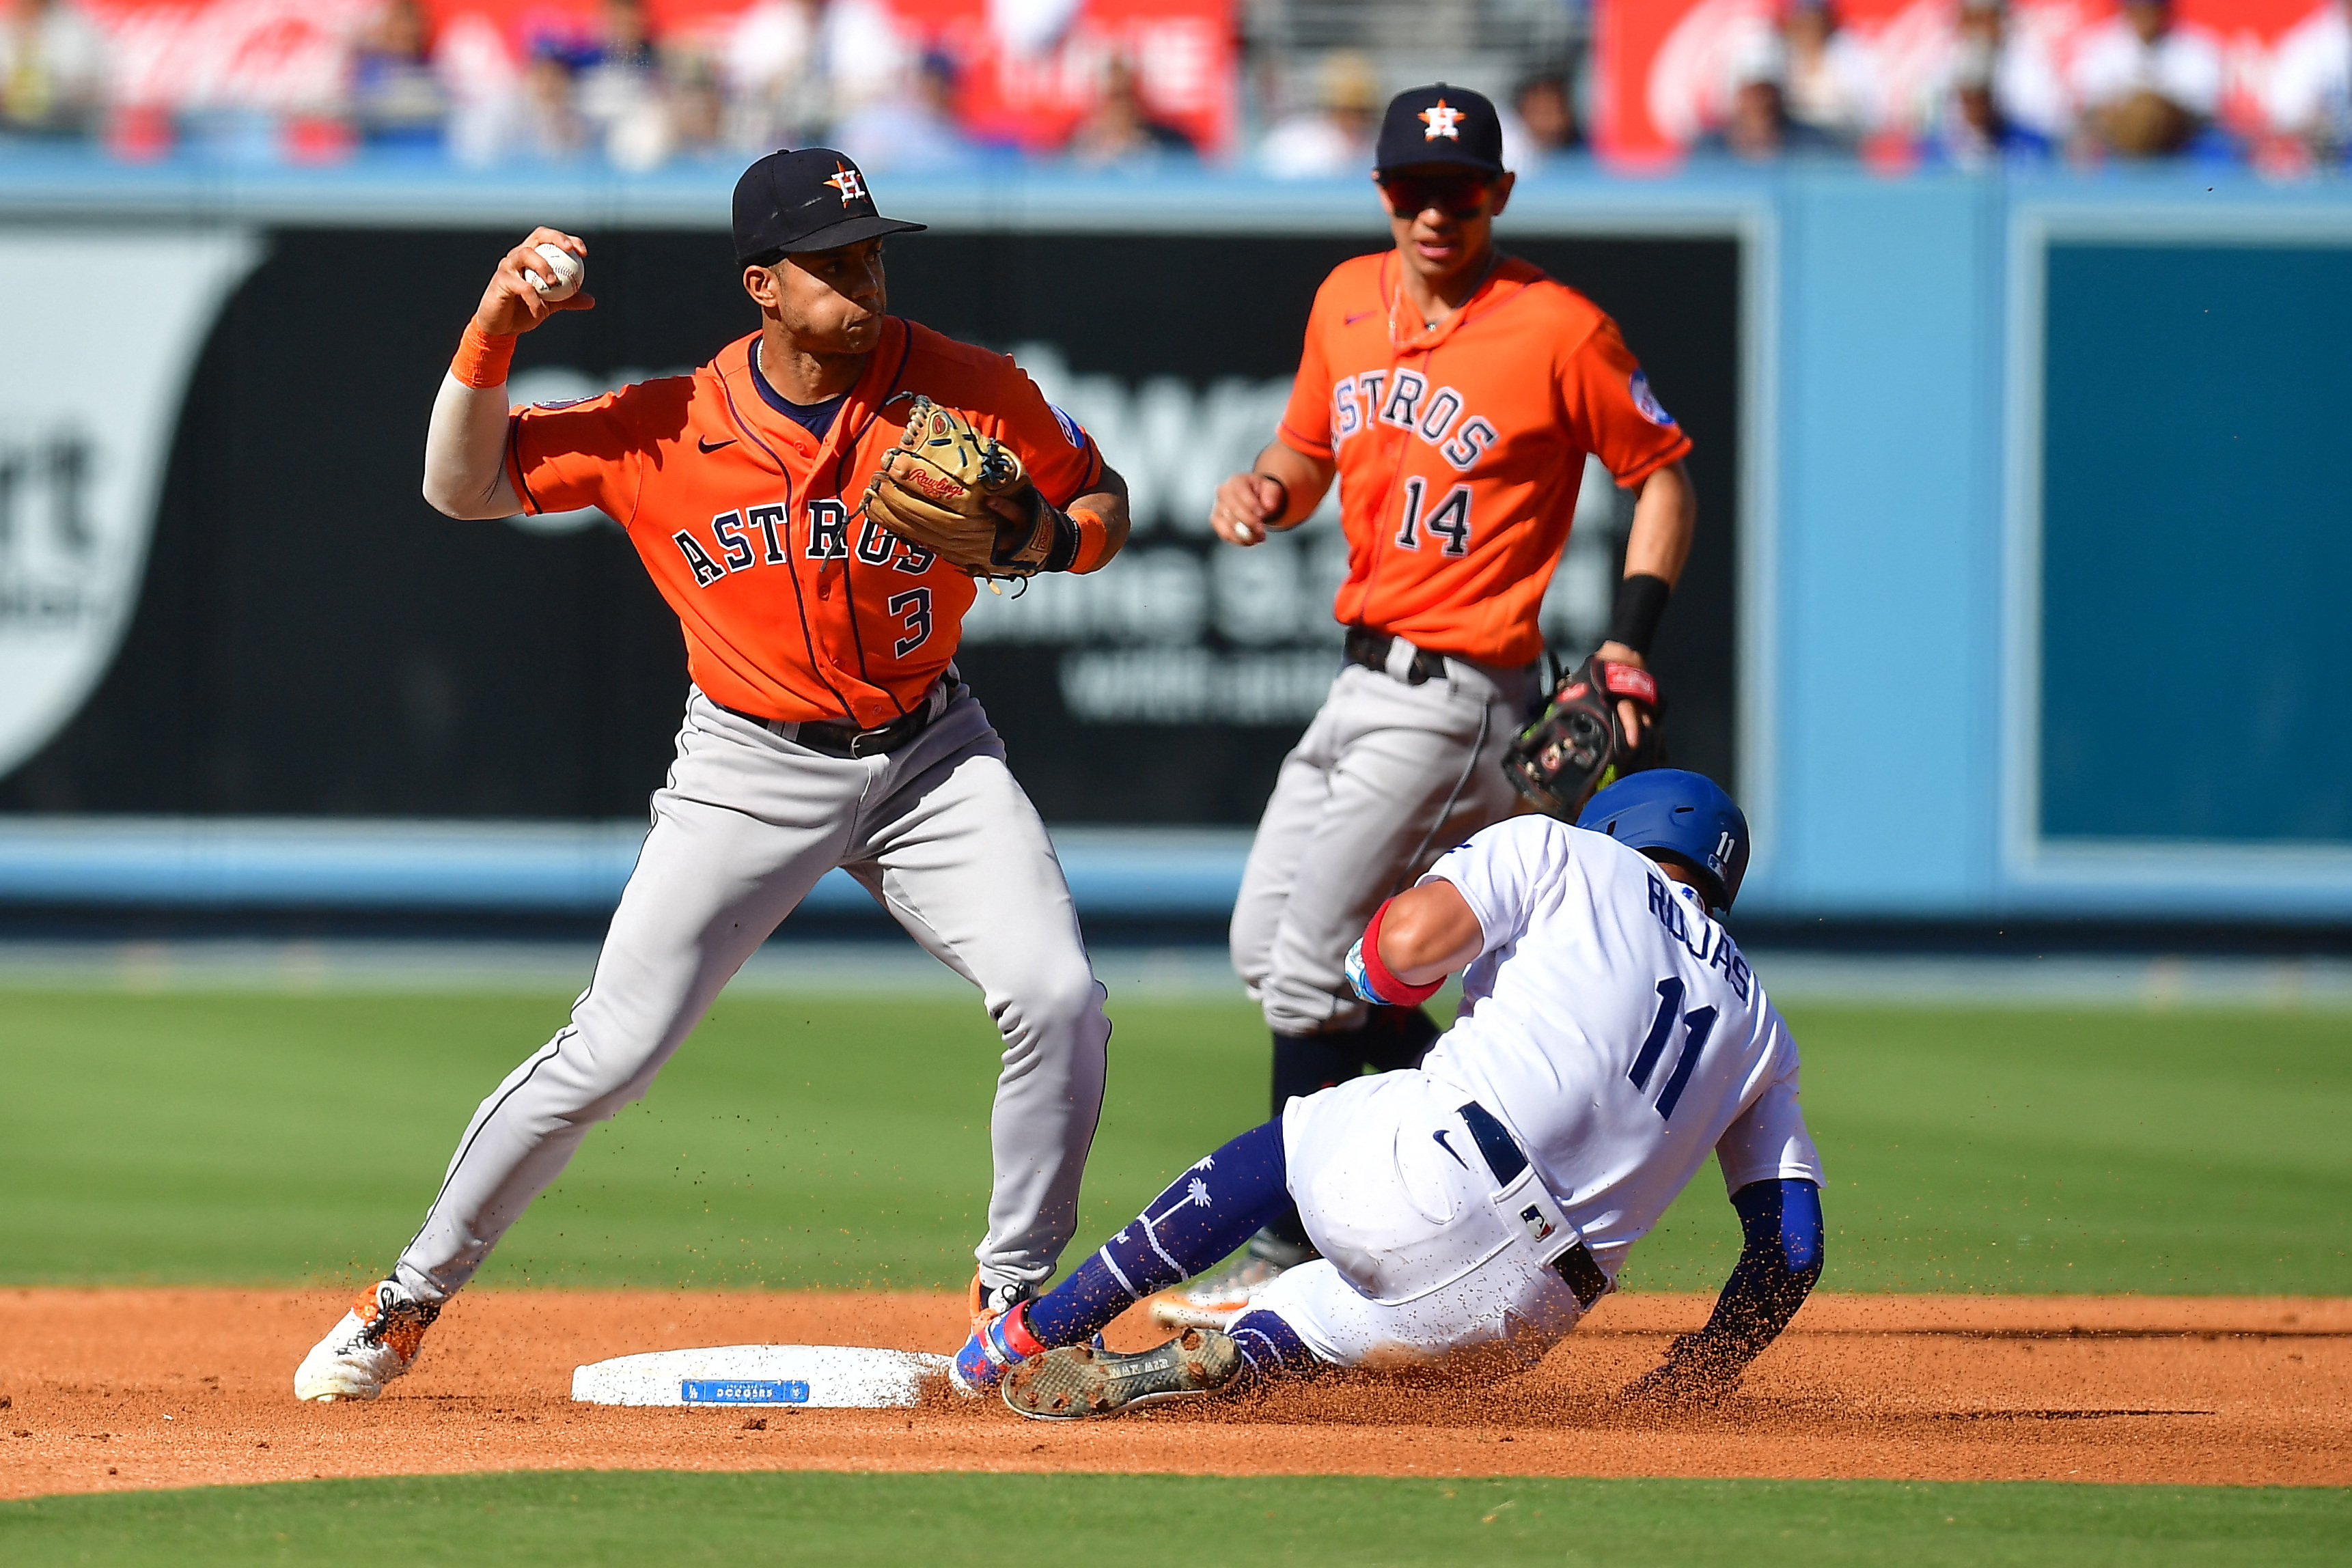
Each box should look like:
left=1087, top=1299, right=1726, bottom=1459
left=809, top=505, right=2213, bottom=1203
left=1038, top=504, right=1081, bottom=573
left=1607, top=572, right=1672, bottom=656
left=1256, top=474, right=1290, bottom=524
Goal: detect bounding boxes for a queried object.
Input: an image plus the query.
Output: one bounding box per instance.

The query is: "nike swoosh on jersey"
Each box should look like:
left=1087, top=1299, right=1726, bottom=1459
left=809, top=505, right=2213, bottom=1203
left=697, top=436, right=736, bottom=453
left=1432, top=1130, right=1469, bottom=1170
left=1344, top=310, right=1376, bottom=326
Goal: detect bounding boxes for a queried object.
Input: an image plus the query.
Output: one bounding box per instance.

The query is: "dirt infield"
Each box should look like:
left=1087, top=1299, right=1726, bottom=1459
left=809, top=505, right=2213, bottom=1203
left=3, top=1287, right=2345, bottom=1498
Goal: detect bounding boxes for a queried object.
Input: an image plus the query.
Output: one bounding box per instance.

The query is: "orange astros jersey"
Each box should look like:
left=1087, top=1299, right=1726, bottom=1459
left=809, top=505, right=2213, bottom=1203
left=1276, top=253, right=1693, bottom=668
left=506, top=317, right=1103, bottom=727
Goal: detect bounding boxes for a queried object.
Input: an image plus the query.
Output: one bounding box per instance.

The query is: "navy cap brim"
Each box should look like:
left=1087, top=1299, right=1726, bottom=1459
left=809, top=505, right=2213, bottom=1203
left=743, top=212, right=927, bottom=264
left=1374, top=146, right=1505, bottom=176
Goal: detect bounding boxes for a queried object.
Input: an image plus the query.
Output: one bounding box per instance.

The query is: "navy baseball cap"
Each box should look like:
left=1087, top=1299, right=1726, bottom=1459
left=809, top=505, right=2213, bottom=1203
left=732, top=148, right=926, bottom=265
left=1374, top=84, right=1506, bottom=175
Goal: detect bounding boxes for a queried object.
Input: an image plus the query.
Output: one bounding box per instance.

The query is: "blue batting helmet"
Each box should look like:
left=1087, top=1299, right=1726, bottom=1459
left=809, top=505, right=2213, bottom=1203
left=1576, top=769, right=1750, bottom=912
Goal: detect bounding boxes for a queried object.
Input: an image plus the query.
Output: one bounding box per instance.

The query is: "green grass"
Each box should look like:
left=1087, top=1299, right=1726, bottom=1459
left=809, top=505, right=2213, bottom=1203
left=1634, top=1004, right=2352, bottom=1296
left=0, top=990, right=2346, bottom=1294
left=3, top=1472, right=2347, bottom=1567
left=0, top=990, right=1260, bottom=1293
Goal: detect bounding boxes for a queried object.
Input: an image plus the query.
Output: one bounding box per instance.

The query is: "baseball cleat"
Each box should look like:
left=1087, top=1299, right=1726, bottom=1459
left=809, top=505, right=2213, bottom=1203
left=967, top=1272, right=1032, bottom=1334
left=950, top=1274, right=1038, bottom=1397
left=947, top=1345, right=996, bottom=1397
left=1001, top=1328, right=1243, bottom=1420
left=293, top=1280, right=442, bottom=1402
left=1148, top=1245, right=1303, bottom=1330
left=950, top=1309, right=1029, bottom=1397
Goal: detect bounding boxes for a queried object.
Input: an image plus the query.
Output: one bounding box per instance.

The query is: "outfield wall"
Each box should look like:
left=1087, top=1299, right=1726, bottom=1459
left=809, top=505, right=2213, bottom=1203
left=0, top=158, right=2343, bottom=926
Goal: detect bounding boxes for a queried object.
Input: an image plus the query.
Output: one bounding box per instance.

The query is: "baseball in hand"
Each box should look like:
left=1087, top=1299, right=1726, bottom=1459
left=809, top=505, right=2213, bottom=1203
left=525, top=243, right=584, bottom=302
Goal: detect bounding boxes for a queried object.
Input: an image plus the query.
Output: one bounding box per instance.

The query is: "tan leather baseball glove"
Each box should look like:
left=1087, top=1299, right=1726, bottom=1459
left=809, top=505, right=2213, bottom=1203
left=863, top=397, right=1073, bottom=578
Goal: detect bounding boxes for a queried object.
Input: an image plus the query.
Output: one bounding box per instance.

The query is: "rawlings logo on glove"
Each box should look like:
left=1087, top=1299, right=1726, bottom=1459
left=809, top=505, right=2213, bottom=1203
left=1501, top=654, right=1667, bottom=819
left=862, top=397, right=1077, bottom=580
left=900, top=466, right=970, bottom=505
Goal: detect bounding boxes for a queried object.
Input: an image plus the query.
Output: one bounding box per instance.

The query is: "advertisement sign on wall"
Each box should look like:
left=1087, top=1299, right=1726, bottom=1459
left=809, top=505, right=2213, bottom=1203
left=0, top=232, right=262, bottom=781
left=0, top=221, right=1739, bottom=826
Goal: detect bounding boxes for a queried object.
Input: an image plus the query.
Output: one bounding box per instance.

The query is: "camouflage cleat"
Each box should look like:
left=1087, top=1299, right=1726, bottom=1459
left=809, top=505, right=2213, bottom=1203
left=1001, top=1328, right=1243, bottom=1420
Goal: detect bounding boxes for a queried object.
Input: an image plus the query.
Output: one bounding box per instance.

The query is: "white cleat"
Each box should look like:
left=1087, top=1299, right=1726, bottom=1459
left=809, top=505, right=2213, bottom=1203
left=1149, top=1229, right=1318, bottom=1330
left=1148, top=1252, right=1290, bottom=1330
left=294, top=1281, right=441, bottom=1402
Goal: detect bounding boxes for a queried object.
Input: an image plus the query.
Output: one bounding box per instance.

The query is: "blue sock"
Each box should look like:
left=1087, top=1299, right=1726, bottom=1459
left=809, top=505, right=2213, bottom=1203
left=1228, top=1308, right=1322, bottom=1388
left=1026, top=1119, right=1290, bottom=1347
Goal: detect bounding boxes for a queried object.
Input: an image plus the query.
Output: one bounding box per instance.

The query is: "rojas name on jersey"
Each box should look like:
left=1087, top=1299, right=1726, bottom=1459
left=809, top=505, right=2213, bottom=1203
left=1646, top=873, right=1754, bottom=1002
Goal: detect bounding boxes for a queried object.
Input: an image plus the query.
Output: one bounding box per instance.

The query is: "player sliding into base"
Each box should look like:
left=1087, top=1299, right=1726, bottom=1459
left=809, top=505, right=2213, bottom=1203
left=1176, top=82, right=1700, bottom=1324
left=950, top=769, right=1825, bottom=1414
left=296, top=150, right=1137, bottom=1401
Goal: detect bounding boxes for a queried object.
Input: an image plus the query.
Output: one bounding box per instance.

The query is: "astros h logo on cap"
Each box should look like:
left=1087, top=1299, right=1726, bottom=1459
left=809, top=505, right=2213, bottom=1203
left=732, top=147, right=925, bottom=266
left=1375, top=83, right=1504, bottom=174
left=824, top=163, right=867, bottom=205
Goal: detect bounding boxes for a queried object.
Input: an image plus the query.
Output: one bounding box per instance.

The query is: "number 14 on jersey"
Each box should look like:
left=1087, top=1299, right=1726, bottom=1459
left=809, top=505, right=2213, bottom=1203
left=1395, top=477, right=1473, bottom=557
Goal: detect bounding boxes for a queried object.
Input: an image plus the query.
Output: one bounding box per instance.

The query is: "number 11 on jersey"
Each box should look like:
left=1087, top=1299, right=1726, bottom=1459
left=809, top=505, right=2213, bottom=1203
left=1629, top=977, right=1717, bottom=1122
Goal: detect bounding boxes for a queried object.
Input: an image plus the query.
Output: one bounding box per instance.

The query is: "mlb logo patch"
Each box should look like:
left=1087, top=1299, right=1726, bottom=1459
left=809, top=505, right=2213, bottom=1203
left=1519, top=1205, right=1556, bottom=1244
left=1629, top=370, right=1676, bottom=428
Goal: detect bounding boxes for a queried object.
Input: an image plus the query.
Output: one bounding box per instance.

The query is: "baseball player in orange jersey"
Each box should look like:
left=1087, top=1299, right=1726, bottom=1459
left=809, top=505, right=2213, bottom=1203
left=1158, top=85, right=1698, bottom=1326
left=294, top=149, right=1135, bottom=1401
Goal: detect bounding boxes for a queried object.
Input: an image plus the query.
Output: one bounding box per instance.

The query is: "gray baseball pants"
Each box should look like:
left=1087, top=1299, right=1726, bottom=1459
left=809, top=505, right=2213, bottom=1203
left=1232, top=645, right=1538, bottom=1037
left=392, top=682, right=1109, bottom=1303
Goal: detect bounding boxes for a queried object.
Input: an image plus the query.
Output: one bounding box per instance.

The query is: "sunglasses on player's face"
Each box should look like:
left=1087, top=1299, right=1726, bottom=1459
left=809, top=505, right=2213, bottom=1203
left=1379, top=171, right=1493, bottom=219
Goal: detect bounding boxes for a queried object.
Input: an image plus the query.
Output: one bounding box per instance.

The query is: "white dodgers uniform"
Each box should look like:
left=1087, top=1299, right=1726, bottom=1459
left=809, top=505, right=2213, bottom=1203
left=1254, top=814, right=1825, bottom=1368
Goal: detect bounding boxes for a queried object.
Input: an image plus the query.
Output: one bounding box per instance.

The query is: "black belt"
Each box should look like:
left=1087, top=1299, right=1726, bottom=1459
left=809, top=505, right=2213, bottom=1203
left=1457, top=1101, right=1609, bottom=1310
left=1344, top=626, right=1448, bottom=686
left=718, top=688, right=940, bottom=759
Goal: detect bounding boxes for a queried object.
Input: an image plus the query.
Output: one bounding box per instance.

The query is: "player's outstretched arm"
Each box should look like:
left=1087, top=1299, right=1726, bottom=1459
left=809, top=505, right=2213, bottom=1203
left=1210, top=440, right=1335, bottom=547
left=423, top=228, right=595, bottom=521
left=1594, top=459, right=1696, bottom=745
left=1620, top=1177, right=1823, bottom=1406
left=1612, top=460, right=1695, bottom=602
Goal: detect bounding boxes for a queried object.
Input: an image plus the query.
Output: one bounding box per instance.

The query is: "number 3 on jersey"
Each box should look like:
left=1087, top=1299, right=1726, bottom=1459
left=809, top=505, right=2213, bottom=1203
left=1394, top=476, right=1472, bottom=556
left=888, top=587, right=931, bottom=658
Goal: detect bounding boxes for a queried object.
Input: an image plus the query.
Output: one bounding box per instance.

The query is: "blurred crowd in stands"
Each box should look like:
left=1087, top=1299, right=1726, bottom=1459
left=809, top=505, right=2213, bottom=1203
left=1689, top=0, right=2352, bottom=171
left=1, top=0, right=2348, bottom=176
